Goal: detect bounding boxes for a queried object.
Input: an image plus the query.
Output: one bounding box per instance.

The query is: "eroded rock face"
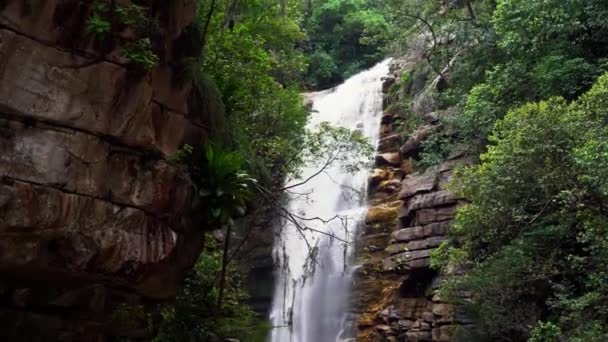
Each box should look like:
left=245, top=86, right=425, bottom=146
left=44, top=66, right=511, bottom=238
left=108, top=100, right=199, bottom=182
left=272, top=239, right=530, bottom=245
left=353, top=59, right=472, bottom=341
left=0, top=1, right=204, bottom=340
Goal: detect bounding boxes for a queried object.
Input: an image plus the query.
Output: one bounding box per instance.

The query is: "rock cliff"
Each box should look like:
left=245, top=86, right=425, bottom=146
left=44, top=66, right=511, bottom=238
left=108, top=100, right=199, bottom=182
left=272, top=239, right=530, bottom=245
left=353, top=54, right=473, bottom=341
left=0, top=1, right=206, bottom=339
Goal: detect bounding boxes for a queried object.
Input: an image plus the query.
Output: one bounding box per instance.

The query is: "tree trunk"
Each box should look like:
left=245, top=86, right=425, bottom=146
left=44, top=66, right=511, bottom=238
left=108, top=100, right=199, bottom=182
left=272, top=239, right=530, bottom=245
left=200, top=0, right=218, bottom=63
left=466, top=1, right=477, bottom=21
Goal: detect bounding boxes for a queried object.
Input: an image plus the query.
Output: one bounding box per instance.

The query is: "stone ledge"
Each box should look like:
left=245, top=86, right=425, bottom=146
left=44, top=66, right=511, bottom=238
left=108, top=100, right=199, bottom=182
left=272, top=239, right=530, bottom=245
left=391, top=221, right=452, bottom=243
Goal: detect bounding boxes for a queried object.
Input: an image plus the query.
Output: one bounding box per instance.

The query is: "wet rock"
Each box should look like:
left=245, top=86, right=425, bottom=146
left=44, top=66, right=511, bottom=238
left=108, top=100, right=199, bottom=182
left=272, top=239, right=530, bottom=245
left=378, top=134, right=403, bottom=153
left=376, top=152, right=401, bottom=167
left=365, top=202, right=401, bottom=224
left=422, top=111, right=440, bottom=124
left=378, top=179, right=402, bottom=195
left=382, top=76, right=396, bottom=93
left=369, top=168, right=393, bottom=188
left=419, top=320, right=432, bottom=331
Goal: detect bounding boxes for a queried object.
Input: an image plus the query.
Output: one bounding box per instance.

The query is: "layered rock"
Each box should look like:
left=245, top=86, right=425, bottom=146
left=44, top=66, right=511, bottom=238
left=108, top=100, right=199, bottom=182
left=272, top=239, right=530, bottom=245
left=353, top=58, right=472, bottom=341
left=0, top=1, right=205, bottom=340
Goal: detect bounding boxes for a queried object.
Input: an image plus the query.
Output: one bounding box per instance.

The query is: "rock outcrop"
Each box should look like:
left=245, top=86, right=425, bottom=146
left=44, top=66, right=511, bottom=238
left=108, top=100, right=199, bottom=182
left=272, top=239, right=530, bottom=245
left=353, top=57, right=473, bottom=341
left=0, top=1, right=206, bottom=340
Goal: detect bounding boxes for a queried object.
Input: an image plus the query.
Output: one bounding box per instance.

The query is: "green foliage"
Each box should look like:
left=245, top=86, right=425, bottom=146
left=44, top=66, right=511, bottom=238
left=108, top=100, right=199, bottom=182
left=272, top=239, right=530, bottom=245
left=303, top=0, right=388, bottom=88
left=85, top=1, right=159, bottom=69
left=156, top=236, right=270, bottom=342
left=192, top=145, right=258, bottom=227
left=305, top=49, right=339, bottom=88
left=120, top=38, right=159, bottom=70
left=433, top=74, right=608, bottom=340
left=85, top=12, right=111, bottom=36
left=529, top=322, right=561, bottom=342
left=191, top=0, right=309, bottom=183
left=416, top=133, right=451, bottom=170
left=297, top=121, right=375, bottom=177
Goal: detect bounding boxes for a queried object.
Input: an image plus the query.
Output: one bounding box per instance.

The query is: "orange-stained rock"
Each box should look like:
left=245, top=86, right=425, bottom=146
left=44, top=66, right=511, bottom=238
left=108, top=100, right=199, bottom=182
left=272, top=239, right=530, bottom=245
left=365, top=201, right=401, bottom=224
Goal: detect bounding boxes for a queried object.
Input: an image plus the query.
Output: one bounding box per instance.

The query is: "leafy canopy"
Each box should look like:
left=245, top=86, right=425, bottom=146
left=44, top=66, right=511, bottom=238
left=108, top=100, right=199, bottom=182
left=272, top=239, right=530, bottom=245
left=432, top=73, right=608, bottom=341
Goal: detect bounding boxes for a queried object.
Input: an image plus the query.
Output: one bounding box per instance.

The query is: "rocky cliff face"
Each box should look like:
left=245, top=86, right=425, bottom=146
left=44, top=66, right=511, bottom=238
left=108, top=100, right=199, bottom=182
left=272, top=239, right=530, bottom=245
left=0, top=1, right=206, bottom=340
left=352, top=55, right=473, bottom=341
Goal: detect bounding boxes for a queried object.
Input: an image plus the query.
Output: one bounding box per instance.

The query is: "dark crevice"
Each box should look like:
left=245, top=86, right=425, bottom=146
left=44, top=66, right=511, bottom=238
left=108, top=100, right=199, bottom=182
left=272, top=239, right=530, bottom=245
left=399, top=267, right=437, bottom=298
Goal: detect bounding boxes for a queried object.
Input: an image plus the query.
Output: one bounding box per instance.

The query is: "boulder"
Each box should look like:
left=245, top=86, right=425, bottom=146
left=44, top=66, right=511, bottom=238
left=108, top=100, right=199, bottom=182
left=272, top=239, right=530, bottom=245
left=375, top=152, right=401, bottom=167
left=378, top=134, right=402, bottom=153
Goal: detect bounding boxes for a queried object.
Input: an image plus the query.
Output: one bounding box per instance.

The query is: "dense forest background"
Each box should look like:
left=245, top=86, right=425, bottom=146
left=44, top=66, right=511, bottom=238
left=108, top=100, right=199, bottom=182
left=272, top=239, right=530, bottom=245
left=103, top=0, right=608, bottom=341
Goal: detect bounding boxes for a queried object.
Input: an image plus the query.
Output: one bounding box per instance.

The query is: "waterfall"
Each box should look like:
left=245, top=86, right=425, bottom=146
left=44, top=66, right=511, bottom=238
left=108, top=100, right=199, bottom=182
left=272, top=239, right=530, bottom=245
left=269, top=60, right=391, bottom=342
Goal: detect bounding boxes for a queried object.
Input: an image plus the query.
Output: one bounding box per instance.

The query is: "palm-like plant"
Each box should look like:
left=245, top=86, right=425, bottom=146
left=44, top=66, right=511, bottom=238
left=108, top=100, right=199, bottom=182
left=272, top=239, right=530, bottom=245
left=191, top=144, right=258, bottom=309
left=194, top=144, right=258, bottom=227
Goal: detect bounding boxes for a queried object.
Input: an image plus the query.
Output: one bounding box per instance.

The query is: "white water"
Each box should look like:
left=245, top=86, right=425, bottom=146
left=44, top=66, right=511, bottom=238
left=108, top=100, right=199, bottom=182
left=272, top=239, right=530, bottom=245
left=269, top=60, right=391, bottom=342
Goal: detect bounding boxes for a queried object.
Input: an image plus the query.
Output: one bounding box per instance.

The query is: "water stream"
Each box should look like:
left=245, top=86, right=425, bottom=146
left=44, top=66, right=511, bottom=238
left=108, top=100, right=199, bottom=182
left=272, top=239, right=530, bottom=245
left=269, top=60, right=391, bottom=342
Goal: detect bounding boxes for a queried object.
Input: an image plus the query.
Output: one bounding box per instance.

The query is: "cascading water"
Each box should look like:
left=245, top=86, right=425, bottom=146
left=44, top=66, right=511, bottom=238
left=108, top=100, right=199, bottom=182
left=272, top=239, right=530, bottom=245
left=269, top=60, right=391, bottom=342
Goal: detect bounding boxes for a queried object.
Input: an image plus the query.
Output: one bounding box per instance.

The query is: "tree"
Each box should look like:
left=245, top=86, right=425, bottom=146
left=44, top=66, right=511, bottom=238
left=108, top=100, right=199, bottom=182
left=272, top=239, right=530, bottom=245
left=303, top=0, right=389, bottom=88
left=432, top=73, right=608, bottom=341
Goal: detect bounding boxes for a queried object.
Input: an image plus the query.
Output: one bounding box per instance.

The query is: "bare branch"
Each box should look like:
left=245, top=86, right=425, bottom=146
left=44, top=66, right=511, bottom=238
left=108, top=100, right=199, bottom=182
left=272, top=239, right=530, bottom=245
left=280, top=152, right=339, bottom=191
